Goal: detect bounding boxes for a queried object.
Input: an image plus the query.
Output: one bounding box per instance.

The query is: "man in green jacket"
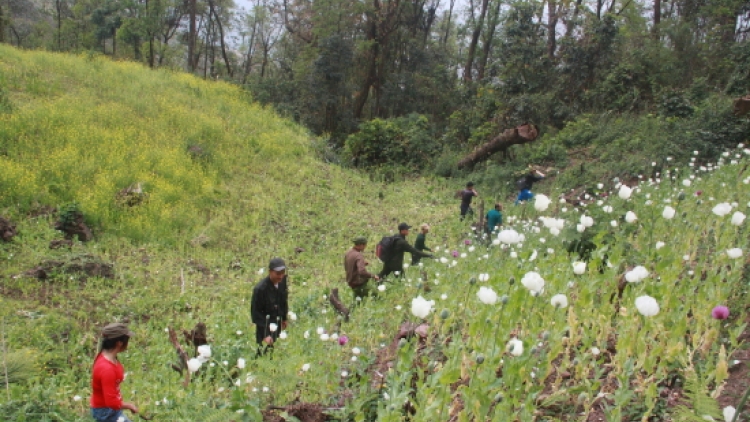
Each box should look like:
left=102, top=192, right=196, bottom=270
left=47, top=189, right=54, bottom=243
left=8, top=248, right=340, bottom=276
left=379, top=223, right=434, bottom=279
left=486, top=203, right=503, bottom=235
left=412, top=223, right=432, bottom=265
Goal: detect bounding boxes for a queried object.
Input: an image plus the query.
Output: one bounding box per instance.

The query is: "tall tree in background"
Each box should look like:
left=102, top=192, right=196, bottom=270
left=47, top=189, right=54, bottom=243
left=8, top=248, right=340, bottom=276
left=463, top=0, right=489, bottom=81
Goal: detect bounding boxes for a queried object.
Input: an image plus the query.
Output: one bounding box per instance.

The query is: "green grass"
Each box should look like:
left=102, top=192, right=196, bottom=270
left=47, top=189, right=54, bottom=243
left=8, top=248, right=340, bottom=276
left=1, top=45, right=750, bottom=421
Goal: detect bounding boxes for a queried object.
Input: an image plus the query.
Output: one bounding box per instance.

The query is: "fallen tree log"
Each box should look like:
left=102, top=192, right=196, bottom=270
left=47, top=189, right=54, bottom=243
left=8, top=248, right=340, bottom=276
left=457, top=123, right=539, bottom=169
left=734, top=95, right=750, bottom=117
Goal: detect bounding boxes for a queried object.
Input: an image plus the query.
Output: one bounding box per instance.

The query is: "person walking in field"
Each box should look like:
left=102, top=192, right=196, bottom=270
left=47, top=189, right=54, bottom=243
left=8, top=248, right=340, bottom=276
left=251, top=258, right=289, bottom=356
left=515, top=167, right=545, bottom=205
left=486, top=203, right=503, bottom=234
left=378, top=223, right=434, bottom=279
left=90, top=323, right=139, bottom=422
left=412, top=224, right=432, bottom=265
left=459, top=182, right=479, bottom=220
left=344, top=237, right=380, bottom=299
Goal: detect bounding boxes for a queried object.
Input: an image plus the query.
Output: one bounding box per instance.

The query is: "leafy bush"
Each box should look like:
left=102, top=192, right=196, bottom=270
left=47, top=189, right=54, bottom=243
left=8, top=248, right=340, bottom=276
left=344, top=114, right=438, bottom=171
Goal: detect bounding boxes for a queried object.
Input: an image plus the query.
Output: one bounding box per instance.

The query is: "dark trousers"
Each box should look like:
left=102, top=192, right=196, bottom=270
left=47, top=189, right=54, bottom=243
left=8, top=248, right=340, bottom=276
left=255, top=324, right=280, bottom=357
left=460, top=204, right=473, bottom=220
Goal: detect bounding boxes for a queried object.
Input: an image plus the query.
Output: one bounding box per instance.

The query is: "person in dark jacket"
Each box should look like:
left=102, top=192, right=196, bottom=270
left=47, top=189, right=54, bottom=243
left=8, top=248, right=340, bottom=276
left=379, top=223, right=433, bottom=279
left=251, top=257, right=289, bottom=355
left=515, top=169, right=545, bottom=204
left=459, top=182, right=479, bottom=220
left=412, top=224, right=432, bottom=265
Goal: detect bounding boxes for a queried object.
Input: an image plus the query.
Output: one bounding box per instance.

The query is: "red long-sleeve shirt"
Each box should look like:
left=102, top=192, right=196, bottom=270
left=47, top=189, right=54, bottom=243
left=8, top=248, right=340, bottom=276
left=90, top=353, right=124, bottom=409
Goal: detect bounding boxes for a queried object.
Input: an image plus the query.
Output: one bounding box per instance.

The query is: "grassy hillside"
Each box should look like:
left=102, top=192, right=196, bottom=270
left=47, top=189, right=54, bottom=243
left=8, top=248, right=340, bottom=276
left=1, top=46, right=749, bottom=421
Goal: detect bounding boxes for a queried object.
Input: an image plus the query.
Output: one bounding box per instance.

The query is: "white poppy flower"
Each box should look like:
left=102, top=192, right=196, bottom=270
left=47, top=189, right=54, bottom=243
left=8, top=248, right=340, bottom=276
left=682, top=179, right=691, bottom=187
left=352, top=347, right=361, bottom=355
left=712, top=203, right=732, bottom=216
left=662, top=206, right=676, bottom=219
left=477, top=287, right=498, bottom=305
left=635, top=295, right=660, bottom=317
left=727, top=248, right=743, bottom=259
left=197, top=345, right=211, bottom=359
left=378, top=284, right=386, bottom=292
left=731, top=211, right=745, bottom=226
left=655, top=241, right=665, bottom=250
left=521, top=271, right=545, bottom=293
left=411, top=296, right=435, bottom=319
left=602, top=205, right=613, bottom=213
left=625, top=211, right=638, bottom=223
left=572, top=262, right=586, bottom=275
left=618, top=185, right=632, bottom=200
left=316, top=327, right=325, bottom=335
left=534, top=194, right=551, bottom=211
left=237, top=358, right=246, bottom=369
left=591, top=347, right=600, bottom=356
left=187, top=358, right=202, bottom=373
left=269, top=323, right=278, bottom=333
left=498, top=229, right=522, bottom=245
left=625, top=266, right=649, bottom=283
left=723, top=406, right=736, bottom=422
left=506, top=338, right=524, bottom=356
left=302, top=363, right=310, bottom=372
left=550, top=294, right=568, bottom=308
left=279, top=331, right=287, bottom=339
left=320, top=333, right=330, bottom=341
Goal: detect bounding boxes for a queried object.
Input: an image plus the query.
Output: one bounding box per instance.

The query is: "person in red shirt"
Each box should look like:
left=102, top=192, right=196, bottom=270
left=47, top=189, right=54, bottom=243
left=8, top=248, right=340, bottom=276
left=91, top=323, right=139, bottom=422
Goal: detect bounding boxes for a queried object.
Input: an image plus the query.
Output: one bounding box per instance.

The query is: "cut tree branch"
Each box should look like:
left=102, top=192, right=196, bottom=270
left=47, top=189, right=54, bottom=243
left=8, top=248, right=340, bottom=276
left=457, top=123, right=539, bottom=169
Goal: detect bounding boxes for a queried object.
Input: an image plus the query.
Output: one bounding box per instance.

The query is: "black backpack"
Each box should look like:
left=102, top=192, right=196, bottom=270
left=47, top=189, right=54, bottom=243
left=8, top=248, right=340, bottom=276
left=516, top=176, right=528, bottom=191
left=376, top=235, right=398, bottom=261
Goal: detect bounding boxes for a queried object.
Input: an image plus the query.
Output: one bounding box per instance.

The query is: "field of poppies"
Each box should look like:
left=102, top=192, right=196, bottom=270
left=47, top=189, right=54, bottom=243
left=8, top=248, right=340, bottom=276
left=1, top=46, right=749, bottom=421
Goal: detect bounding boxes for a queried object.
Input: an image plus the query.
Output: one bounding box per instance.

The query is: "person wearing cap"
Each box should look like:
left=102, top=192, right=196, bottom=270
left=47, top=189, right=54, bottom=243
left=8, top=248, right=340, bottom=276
left=411, top=224, right=432, bottom=265
left=251, top=257, right=289, bottom=355
left=91, top=323, right=138, bottom=422
left=379, top=223, right=434, bottom=279
left=460, top=182, right=479, bottom=220
left=344, top=237, right=380, bottom=300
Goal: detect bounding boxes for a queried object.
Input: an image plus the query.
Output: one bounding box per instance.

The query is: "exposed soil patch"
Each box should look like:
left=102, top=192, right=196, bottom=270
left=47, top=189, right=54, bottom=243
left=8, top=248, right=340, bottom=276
left=262, top=403, right=332, bottom=422
left=717, top=313, right=750, bottom=416
left=23, top=255, right=114, bottom=281
left=0, top=216, right=17, bottom=241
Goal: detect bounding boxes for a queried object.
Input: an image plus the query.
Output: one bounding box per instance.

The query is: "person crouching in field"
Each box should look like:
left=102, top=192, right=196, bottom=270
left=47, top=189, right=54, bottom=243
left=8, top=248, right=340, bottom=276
left=91, top=323, right=139, bottom=422
left=412, top=224, right=432, bottom=265
left=344, top=237, right=380, bottom=300
left=486, top=203, right=503, bottom=235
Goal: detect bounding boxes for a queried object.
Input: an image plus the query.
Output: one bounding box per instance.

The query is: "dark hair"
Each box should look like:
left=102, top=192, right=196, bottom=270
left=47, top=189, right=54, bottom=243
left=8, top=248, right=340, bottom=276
left=101, top=335, right=130, bottom=351
left=466, top=182, right=474, bottom=187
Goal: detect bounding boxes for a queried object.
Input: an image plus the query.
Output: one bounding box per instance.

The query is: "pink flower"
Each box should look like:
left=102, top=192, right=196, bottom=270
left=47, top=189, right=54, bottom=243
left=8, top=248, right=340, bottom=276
left=338, top=335, right=349, bottom=346
left=712, top=306, right=729, bottom=320
left=452, top=250, right=459, bottom=258
left=694, top=190, right=702, bottom=196
left=464, top=239, right=472, bottom=245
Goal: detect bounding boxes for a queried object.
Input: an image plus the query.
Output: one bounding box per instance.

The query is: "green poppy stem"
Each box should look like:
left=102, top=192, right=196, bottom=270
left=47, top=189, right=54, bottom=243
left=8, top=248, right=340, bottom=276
left=730, top=383, right=749, bottom=422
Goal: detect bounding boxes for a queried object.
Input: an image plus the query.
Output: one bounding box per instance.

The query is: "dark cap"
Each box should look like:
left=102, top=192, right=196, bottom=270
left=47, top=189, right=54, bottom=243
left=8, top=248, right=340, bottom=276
left=101, top=323, right=134, bottom=339
left=352, top=237, right=368, bottom=245
left=398, top=223, right=411, bottom=231
left=269, top=257, right=286, bottom=271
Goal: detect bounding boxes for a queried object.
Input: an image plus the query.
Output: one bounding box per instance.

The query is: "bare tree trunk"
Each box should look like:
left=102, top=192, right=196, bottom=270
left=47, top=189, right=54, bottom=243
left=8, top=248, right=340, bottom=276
left=55, top=0, right=62, bottom=49
left=565, top=0, right=583, bottom=36
left=188, top=0, right=196, bottom=71
left=477, top=0, right=501, bottom=80
left=463, top=0, right=490, bottom=82
left=112, top=28, right=117, bottom=56
left=353, top=7, right=379, bottom=119
left=547, top=0, right=558, bottom=59
left=457, top=124, right=539, bottom=169
left=652, top=0, right=660, bottom=37
left=0, top=3, right=5, bottom=43
left=442, top=0, right=455, bottom=45
left=208, top=0, right=232, bottom=77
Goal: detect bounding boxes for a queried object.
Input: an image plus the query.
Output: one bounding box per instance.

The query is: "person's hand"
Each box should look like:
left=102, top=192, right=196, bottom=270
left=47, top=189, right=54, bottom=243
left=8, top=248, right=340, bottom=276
left=122, top=402, right=139, bottom=413
left=263, top=336, right=274, bottom=345
left=374, top=275, right=380, bottom=281
left=281, top=320, right=288, bottom=330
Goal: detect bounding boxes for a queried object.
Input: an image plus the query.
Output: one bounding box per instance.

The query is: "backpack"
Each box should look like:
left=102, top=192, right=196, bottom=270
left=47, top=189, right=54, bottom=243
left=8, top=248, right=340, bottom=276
left=376, top=235, right=398, bottom=261
left=516, top=176, right=528, bottom=191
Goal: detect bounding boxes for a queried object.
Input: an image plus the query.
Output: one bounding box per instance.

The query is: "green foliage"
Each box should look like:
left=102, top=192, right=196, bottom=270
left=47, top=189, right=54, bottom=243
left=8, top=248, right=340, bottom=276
left=670, top=369, right=722, bottom=421
left=344, top=114, right=438, bottom=171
